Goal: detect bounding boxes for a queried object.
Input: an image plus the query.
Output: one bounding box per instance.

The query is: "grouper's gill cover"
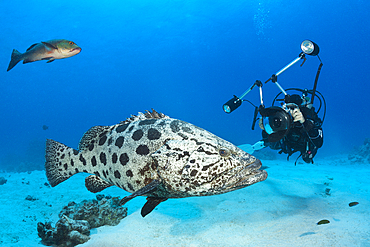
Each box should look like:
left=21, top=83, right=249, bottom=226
left=45, top=109, right=267, bottom=217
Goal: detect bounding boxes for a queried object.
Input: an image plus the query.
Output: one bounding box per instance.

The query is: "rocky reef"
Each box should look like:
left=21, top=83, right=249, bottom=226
left=0, top=176, right=7, bottom=185
left=37, top=194, right=127, bottom=247
left=348, top=138, right=370, bottom=163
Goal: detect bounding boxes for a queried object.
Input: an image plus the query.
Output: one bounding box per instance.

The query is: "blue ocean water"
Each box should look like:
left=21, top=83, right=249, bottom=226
left=1, top=0, right=369, bottom=171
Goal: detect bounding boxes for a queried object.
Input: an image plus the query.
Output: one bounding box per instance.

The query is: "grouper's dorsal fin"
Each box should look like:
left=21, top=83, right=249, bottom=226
left=78, top=125, right=112, bottom=151
left=26, top=43, right=39, bottom=51
left=41, top=41, right=58, bottom=50
left=120, top=109, right=170, bottom=124
left=85, top=175, right=112, bottom=193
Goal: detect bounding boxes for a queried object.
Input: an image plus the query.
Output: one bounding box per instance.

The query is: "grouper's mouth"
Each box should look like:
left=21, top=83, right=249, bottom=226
left=70, top=47, right=82, bottom=53
left=221, top=159, right=268, bottom=192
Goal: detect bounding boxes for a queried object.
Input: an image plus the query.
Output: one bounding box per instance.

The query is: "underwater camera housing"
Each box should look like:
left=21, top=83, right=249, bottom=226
left=223, top=40, right=324, bottom=142
left=259, top=106, right=292, bottom=142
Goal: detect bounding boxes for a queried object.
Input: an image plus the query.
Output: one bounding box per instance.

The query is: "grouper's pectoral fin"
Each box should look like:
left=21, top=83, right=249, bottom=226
left=119, top=179, right=162, bottom=206
left=85, top=175, right=112, bottom=193
left=141, top=197, right=168, bottom=217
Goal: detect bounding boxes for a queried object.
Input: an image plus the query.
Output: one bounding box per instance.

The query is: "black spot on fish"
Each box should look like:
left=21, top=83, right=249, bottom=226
left=61, top=154, right=65, bottom=159
left=128, top=125, right=134, bottom=133
left=119, top=153, right=129, bottom=166
left=139, top=119, right=157, bottom=126
left=190, top=170, right=198, bottom=176
left=63, top=163, right=68, bottom=170
left=151, top=162, right=157, bottom=170
left=108, top=137, right=113, bottom=146
left=100, top=152, right=107, bottom=165
left=132, top=129, right=143, bottom=141
left=190, top=159, right=195, bottom=163
left=73, top=149, right=79, bottom=155
left=71, top=160, right=74, bottom=167
left=79, top=154, right=87, bottom=166
left=190, top=138, right=204, bottom=145
left=126, top=170, right=133, bottom=177
left=102, top=170, right=107, bottom=178
left=197, top=146, right=217, bottom=155
left=136, top=145, right=149, bottom=155
left=99, top=135, right=107, bottom=145
left=135, top=180, right=141, bottom=185
left=144, top=177, right=153, bottom=186
left=127, top=182, right=134, bottom=191
left=116, top=124, right=129, bottom=133
left=112, top=153, right=118, bottom=163
left=139, top=163, right=151, bottom=176
left=349, top=202, right=359, bottom=207
left=148, top=128, right=161, bottom=140
left=170, top=120, right=180, bottom=132
left=114, top=170, right=121, bottom=179
left=91, top=156, right=97, bottom=167
left=94, top=171, right=100, bottom=177
left=83, top=170, right=88, bottom=173
left=157, top=120, right=166, bottom=126
left=99, top=131, right=108, bottom=137
left=177, top=132, right=188, bottom=140
left=75, top=168, right=79, bottom=173
left=182, top=126, right=193, bottom=133
left=115, top=136, right=124, bottom=148
left=88, top=144, right=94, bottom=151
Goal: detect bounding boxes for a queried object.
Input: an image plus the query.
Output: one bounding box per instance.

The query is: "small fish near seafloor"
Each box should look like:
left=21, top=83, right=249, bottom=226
left=45, top=110, right=267, bottom=217
left=7, top=39, right=81, bottom=71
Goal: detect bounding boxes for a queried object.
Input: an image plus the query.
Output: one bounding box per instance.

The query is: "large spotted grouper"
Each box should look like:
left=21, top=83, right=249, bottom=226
left=45, top=110, right=267, bottom=217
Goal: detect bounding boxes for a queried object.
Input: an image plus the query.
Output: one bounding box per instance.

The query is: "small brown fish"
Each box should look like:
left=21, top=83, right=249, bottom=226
left=317, top=219, right=330, bottom=225
left=7, top=39, right=81, bottom=71
left=349, top=202, right=359, bottom=207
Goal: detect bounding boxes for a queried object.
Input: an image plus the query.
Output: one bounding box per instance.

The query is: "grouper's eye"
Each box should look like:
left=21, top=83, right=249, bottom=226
left=69, top=41, right=75, bottom=45
left=219, top=148, right=229, bottom=157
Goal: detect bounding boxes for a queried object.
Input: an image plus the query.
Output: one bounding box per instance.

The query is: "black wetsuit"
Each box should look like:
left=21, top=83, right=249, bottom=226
left=262, top=106, right=323, bottom=164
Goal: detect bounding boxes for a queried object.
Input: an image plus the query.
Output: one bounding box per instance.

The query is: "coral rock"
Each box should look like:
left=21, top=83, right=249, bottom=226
left=348, top=138, right=370, bottom=163
left=37, top=216, right=90, bottom=247
left=37, top=195, right=128, bottom=246
left=59, top=196, right=127, bottom=228
left=0, top=177, right=7, bottom=185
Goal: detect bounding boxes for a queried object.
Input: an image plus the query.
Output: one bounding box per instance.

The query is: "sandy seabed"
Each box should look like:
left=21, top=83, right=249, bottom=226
left=1, top=155, right=369, bottom=247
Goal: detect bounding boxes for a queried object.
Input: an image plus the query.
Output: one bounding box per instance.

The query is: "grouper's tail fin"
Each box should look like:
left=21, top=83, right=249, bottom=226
left=45, top=139, right=79, bottom=187
left=7, top=49, right=23, bottom=71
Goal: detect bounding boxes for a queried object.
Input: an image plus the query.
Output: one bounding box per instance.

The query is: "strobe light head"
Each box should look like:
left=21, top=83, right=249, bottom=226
left=301, top=40, right=320, bottom=56
left=223, top=95, right=242, bottom=113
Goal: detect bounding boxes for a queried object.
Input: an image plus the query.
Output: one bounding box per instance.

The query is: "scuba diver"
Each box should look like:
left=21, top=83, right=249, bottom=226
left=252, top=93, right=324, bottom=164
left=223, top=40, right=325, bottom=164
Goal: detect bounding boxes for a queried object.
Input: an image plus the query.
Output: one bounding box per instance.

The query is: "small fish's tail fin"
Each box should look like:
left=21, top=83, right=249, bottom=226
left=7, top=49, right=23, bottom=71
left=45, top=139, right=79, bottom=187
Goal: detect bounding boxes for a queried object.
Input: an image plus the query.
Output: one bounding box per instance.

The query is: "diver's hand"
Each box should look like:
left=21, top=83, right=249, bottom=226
left=290, top=108, right=305, bottom=123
